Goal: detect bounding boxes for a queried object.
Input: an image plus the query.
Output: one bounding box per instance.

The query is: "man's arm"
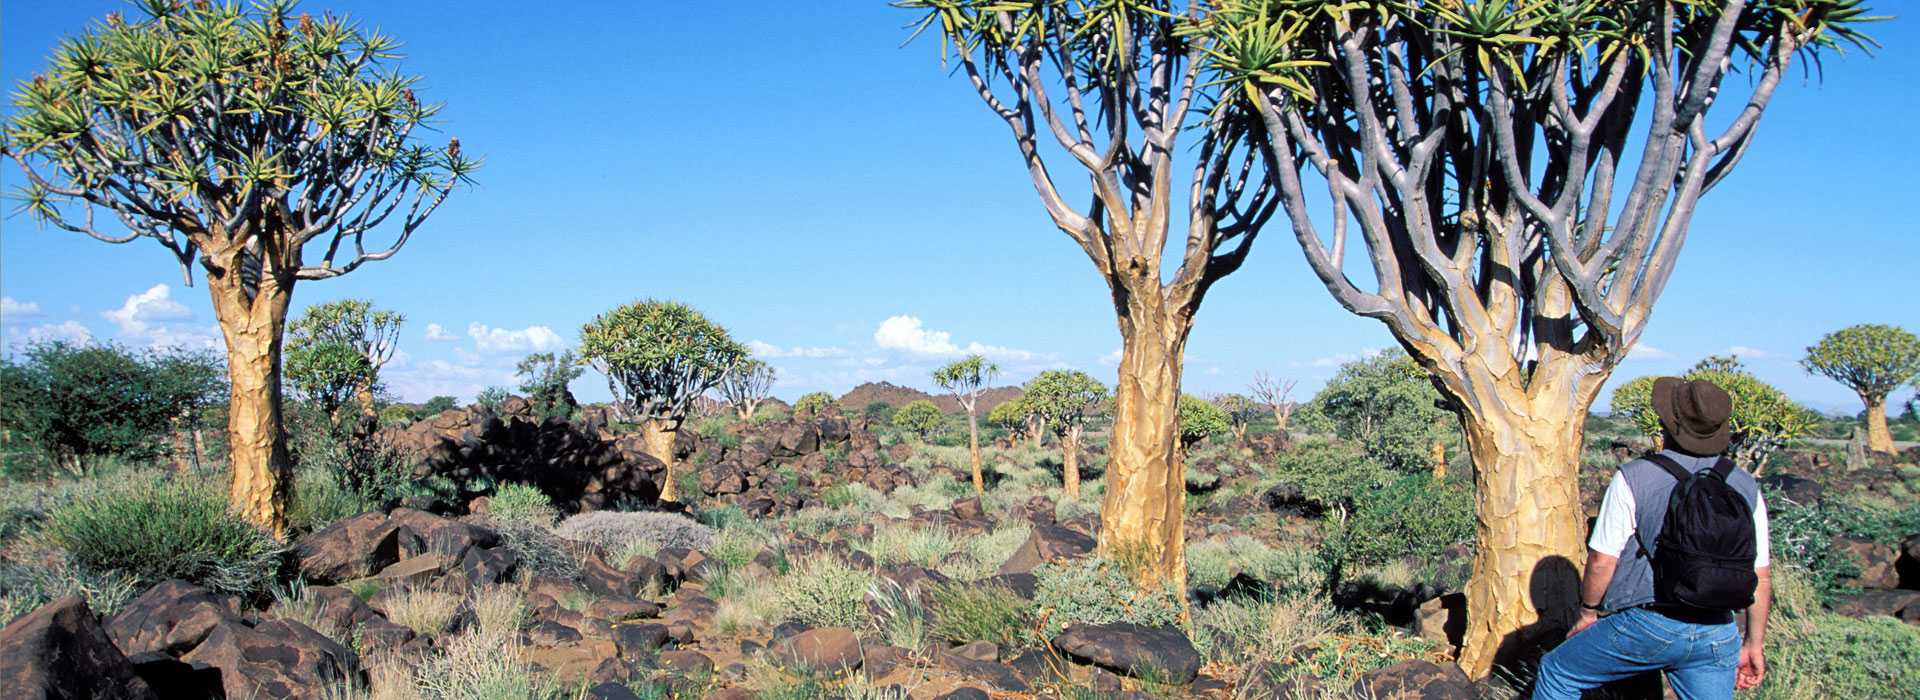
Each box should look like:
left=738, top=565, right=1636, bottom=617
left=1738, top=566, right=1771, bottom=689
left=1571, top=549, right=1620, bottom=637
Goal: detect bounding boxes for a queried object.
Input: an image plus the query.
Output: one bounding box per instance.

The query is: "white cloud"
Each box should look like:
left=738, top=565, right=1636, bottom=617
left=98, top=284, right=220, bottom=350
left=19, top=321, right=93, bottom=346
left=1627, top=343, right=1674, bottom=361
left=748, top=340, right=847, bottom=359
left=383, top=358, right=518, bottom=403
left=874, top=315, right=958, bottom=354
left=467, top=323, right=564, bottom=354
left=424, top=323, right=459, bottom=342
left=1098, top=348, right=1123, bottom=367
left=1, top=297, right=42, bottom=321
left=103, top=284, right=193, bottom=336
left=1724, top=345, right=1770, bottom=359
left=872, top=315, right=1039, bottom=362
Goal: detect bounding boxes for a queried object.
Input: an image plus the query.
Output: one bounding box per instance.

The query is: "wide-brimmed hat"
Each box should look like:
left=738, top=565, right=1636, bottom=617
left=1651, top=377, right=1732, bottom=456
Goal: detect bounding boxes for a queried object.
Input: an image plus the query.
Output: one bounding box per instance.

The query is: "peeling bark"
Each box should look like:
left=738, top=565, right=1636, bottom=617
left=1863, top=395, right=1895, bottom=454
left=642, top=419, right=679, bottom=502
left=208, top=267, right=294, bottom=537
left=1099, top=306, right=1192, bottom=592
left=1062, top=425, right=1082, bottom=499
left=967, top=412, right=985, bottom=496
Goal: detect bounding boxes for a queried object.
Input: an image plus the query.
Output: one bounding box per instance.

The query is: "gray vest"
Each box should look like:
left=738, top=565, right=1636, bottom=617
left=1600, top=449, right=1762, bottom=612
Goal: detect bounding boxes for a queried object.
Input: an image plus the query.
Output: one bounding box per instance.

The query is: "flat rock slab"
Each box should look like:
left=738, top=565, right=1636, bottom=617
left=1051, top=622, right=1201, bottom=684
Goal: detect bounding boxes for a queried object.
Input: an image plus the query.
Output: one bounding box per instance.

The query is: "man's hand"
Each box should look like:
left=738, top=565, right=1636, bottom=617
left=1736, top=642, right=1766, bottom=689
left=1567, top=609, right=1599, bottom=639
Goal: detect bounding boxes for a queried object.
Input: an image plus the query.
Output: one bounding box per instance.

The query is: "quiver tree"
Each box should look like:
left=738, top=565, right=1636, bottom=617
left=1195, top=0, right=1879, bottom=675
left=900, top=0, right=1282, bottom=590
left=3, top=2, right=476, bottom=534
left=1802, top=324, right=1920, bottom=453
left=988, top=395, right=1036, bottom=448
left=1209, top=393, right=1259, bottom=444
left=717, top=359, right=776, bottom=421
left=891, top=399, right=946, bottom=441
left=933, top=354, right=1000, bottom=496
left=284, top=340, right=368, bottom=422
left=578, top=300, right=747, bottom=503
left=792, top=392, right=838, bottom=418
left=516, top=350, right=584, bottom=421
left=1612, top=357, right=1815, bottom=469
left=287, top=299, right=402, bottom=418
left=1023, top=370, right=1109, bottom=498
left=1249, top=372, right=1297, bottom=437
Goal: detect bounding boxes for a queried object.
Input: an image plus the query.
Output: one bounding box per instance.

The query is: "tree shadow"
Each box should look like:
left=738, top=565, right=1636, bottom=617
left=1494, top=555, right=1667, bottom=699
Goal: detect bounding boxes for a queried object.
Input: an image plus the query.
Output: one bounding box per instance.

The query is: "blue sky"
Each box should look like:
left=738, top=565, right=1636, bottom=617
left=1, top=2, right=1915, bottom=415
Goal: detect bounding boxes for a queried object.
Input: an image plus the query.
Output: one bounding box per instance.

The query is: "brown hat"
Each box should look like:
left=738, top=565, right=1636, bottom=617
left=1651, top=377, right=1732, bottom=456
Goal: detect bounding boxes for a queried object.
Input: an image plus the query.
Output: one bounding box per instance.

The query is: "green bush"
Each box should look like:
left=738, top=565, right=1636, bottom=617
left=891, top=400, right=946, bottom=440
left=0, top=342, right=224, bottom=474
left=288, top=467, right=379, bottom=533
left=777, top=555, right=874, bottom=627
left=793, top=392, right=838, bottom=417
left=1261, top=437, right=1392, bottom=511
left=928, top=581, right=1032, bottom=647
left=1032, top=558, right=1183, bottom=637
left=1299, top=350, right=1451, bottom=472
left=1767, top=492, right=1920, bottom=602
left=487, top=482, right=558, bottom=528
left=1321, top=474, right=1473, bottom=582
left=45, top=478, right=282, bottom=597
left=1613, top=356, right=1817, bottom=467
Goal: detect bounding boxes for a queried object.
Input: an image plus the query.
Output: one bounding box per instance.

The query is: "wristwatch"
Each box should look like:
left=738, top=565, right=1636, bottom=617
left=1580, top=602, right=1606, bottom=612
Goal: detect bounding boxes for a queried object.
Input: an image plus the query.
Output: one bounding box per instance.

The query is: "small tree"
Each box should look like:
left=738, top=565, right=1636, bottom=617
left=287, top=300, right=403, bottom=418
left=1305, top=352, right=1451, bottom=474
left=891, top=400, right=946, bottom=441
left=1249, top=372, right=1298, bottom=438
left=0, top=342, right=223, bottom=474
left=1023, top=370, right=1109, bottom=498
left=578, top=300, right=747, bottom=503
left=1612, top=361, right=1815, bottom=470
left=1177, top=395, right=1230, bottom=452
left=151, top=348, right=227, bottom=470
left=793, top=392, right=838, bottom=418
left=3, top=3, right=476, bottom=533
left=1209, top=393, right=1260, bottom=445
left=718, top=359, right=776, bottom=421
left=283, top=341, right=368, bottom=424
left=419, top=395, right=457, bottom=417
left=988, top=395, right=1035, bottom=448
left=516, top=351, right=584, bottom=421
left=933, top=354, right=999, bottom=496
left=1803, top=324, right=1920, bottom=454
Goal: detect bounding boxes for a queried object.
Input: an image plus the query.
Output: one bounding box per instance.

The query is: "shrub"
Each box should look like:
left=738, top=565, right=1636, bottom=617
left=383, top=586, right=463, bottom=636
left=288, top=467, right=379, bottom=534
left=928, top=581, right=1031, bottom=647
left=859, top=524, right=959, bottom=568
left=1032, top=558, right=1183, bottom=637
left=554, top=510, right=715, bottom=555
left=1767, top=492, right=1920, bottom=602
left=891, top=400, right=946, bottom=440
left=1260, top=437, right=1392, bottom=511
left=0, top=342, right=224, bottom=473
left=1612, top=358, right=1818, bottom=466
left=777, top=555, right=874, bottom=627
left=1321, top=474, right=1473, bottom=578
left=1299, top=350, right=1452, bottom=472
left=414, top=628, right=566, bottom=700
left=1191, top=594, right=1345, bottom=667
left=1177, top=394, right=1231, bottom=450
left=45, top=477, right=281, bottom=597
left=0, top=558, right=140, bottom=623
left=494, top=520, right=581, bottom=581
left=868, top=579, right=932, bottom=650
left=792, top=392, right=838, bottom=417
left=486, top=482, right=558, bottom=528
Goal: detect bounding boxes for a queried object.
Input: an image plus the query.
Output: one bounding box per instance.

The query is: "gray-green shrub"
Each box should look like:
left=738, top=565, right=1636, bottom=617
left=777, top=555, right=873, bottom=627
left=1032, top=558, right=1182, bottom=637
left=44, top=477, right=281, bottom=597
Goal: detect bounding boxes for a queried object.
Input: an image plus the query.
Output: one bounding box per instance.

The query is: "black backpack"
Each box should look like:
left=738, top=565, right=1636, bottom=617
left=1644, top=453, right=1758, bottom=611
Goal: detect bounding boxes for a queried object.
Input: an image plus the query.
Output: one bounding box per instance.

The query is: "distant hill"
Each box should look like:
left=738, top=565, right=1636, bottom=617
left=838, top=381, right=1023, bottom=414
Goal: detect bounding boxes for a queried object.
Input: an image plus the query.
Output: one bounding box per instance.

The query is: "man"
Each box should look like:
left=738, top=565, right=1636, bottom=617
left=1533, top=378, right=1771, bottom=699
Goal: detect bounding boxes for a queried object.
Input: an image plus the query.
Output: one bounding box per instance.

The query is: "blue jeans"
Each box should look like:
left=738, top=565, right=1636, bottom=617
left=1532, top=607, right=1741, bottom=700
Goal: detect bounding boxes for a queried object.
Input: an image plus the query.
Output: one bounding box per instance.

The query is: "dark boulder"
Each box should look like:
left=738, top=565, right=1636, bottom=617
left=180, top=619, right=363, bottom=700
left=106, top=580, right=240, bottom=657
left=1830, top=589, right=1920, bottom=623
left=998, top=524, right=1096, bottom=575
left=1350, top=660, right=1476, bottom=700
left=1051, top=623, right=1201, bottom=684
left=1757, top=473, right=1823, bottom=505
left=773, top=627, right=863, bottom=672
left=292, top=511, right=415, bottom=584
left=0, top=596, right=158, bottom=700
left=1260, top=482, right=1324, bottom=517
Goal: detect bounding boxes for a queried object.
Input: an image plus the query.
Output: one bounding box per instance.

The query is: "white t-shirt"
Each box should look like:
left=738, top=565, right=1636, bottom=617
left=1587, top=470, right=1771, bottom=569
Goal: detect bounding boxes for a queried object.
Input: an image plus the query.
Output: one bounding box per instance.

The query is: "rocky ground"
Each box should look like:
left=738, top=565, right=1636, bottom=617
left=3, top=404, right=1917, bottom=700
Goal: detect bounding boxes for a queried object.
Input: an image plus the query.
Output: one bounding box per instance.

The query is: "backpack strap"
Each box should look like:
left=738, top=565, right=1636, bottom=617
left=1643, top=453, right=1694, bottom=482
left=1709, top=457, right=1738, bottom=481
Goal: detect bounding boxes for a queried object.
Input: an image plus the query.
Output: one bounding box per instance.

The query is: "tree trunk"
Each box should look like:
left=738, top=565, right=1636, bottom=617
left=1030, top=418, right=1046, bottom=450
left=208, top=271, right=295, bottom=537
left=1275, top=404, right=1291, bottom=438
left=1098, top=309, right=1191, bottom=590
left=1863, top=394, right=1894, bottom=454
left=967, top=411, right=984, bottom=496
left=1062, top=426, right=1082, bottom=499
left=642, top=419, right=680, bottom=502
left=1430, top=440, right=1448, bottom=480
left=356, top=382, right=377, bottom=418
left=1453, top=403, right=1588, bottom=678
